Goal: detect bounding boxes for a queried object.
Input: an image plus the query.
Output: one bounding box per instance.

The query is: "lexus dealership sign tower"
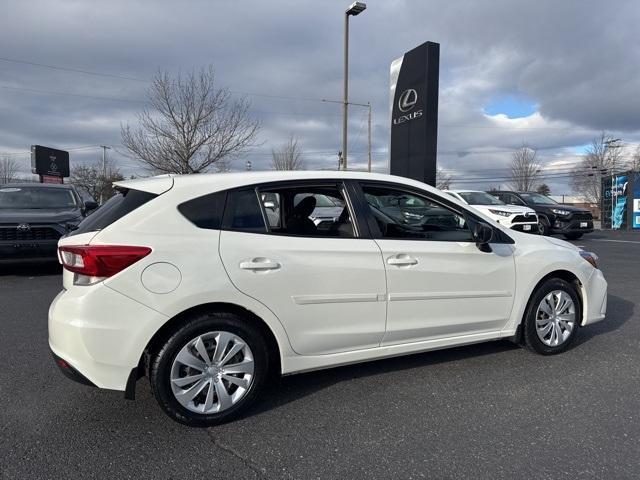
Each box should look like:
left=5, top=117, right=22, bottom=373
left=389, top=41, right=440, bottom=186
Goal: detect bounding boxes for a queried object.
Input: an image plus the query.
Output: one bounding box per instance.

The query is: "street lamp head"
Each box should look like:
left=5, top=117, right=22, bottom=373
left=346, top=1, right=366, bottom=16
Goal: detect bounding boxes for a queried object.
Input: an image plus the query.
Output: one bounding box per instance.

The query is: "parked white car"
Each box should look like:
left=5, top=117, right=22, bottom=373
left=49, top=171, right=607, bottom=426
left=445, top=190, right=539, bottom=233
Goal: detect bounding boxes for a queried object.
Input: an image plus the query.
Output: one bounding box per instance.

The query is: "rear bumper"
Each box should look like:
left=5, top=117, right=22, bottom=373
left=51, top=350, right=97, bottom=387
left=48, top=284, right=169, bottom=391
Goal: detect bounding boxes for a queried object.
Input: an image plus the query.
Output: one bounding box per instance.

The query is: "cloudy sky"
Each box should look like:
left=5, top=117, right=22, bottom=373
left=1, top=0, right=640, bottom=194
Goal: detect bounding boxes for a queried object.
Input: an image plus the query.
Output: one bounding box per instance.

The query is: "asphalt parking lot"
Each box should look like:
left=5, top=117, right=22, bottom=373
left=1, top=230, right=639, bottom=480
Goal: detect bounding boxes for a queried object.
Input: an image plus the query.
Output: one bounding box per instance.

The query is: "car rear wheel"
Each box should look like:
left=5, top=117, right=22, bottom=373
left=563, top=233, right=583, bottom=240
left=523, top=278, right=580, bottom=355
left=149, top=311, right=269, bottom=426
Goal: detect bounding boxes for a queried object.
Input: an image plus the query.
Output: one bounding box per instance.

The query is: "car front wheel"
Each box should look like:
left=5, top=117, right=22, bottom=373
left=523, top=278, right=580, bottom=355
left=149, top=311, right=269, bottom=426
left=538, top=217, right=551, bottom=236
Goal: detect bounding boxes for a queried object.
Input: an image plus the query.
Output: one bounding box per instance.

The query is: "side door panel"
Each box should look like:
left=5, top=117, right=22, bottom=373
left=218, top=182, right=387, bottom=356
left=219, top=232, right=387, bottom=355
left=356, top=181, right=516, bottom=346
left=378, top=239, right=515, bottom=345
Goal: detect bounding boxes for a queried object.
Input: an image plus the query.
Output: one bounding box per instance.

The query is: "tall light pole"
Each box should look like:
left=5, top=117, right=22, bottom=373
left=342, top=1, right=366, bottom=170
left=99, top=145, right=111, bottom=205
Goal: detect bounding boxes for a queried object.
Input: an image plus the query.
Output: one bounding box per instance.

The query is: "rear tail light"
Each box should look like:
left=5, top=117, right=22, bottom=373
left=59, top=245, right=151, bottom=285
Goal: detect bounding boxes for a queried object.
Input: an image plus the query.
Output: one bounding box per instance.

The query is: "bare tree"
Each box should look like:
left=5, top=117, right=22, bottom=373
left=436, top=166, right=453, bottom=189
left=121, top=66, right=260, bottom=174
left=509, top=144, right=540, bottom=191
left=536, top=183, right=551, bottom=195
left=0, top=155, right=20, bottom=184
left=69, top=159, right=124, bottom=203
left=214, top=157, right=232, bottom=173
left=628, top=145, right=640, bottom=172
left=271, top=136, right=304, bottom=171
left=570, top=133, right=623, bottom=204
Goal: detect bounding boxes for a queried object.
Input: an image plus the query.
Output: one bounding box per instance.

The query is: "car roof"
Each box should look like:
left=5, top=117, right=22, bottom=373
left=114, top=170, right=446, bottom=198
left=448, top=189, right=485, bottom=193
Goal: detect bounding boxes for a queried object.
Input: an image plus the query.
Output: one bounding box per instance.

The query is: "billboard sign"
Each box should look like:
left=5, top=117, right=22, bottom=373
left=389, top=41, right=439, bottom=186
left=41, top=174, right=64, bottom=184
left=602, top=173, right=629, bottom=230
left=611, top=175, right=628, bottom=230
left=633, top=172, right=640, bottom=229
left=30, top=145, right=70, bottom=178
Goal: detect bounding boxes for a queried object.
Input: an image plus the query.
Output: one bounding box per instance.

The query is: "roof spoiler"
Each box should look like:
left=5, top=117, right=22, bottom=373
left=113, top=174, right=174, bottom=195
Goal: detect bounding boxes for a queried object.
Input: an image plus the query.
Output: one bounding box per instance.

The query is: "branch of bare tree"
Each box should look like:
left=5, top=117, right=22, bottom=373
left=570, top=133, right=622, bottom=204
left=121, top=66, right=260, bottom=174
left=271, top=136, right=305, bottom=171
left=69, top=159, right=124, bottom=203
left=436, top=166, right=452, bottom=189
left=0, top=155, right=20, bottom=184
left=509, top=144, right=540, bottom=191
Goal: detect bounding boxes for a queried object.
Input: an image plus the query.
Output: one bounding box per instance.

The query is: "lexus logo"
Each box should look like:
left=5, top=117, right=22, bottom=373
left=398, top=88, right=418, bottom=112
left=16, top=223, right=30, bottom=232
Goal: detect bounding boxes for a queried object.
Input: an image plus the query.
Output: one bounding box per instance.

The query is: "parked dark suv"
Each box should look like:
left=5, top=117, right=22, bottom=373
left=0, top=183, right=97, bottom=260
left=489, top=191, right=594, bottom=240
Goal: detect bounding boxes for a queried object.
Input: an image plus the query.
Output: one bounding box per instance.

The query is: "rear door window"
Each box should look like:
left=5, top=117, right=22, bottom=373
left=221, top=189, right=267, bottom=233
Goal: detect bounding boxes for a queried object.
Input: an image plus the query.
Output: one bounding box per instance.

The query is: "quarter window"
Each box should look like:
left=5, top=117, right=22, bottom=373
left=361, top=185, right=473, bottom=242
left=178, top=191, right=226, bottom=230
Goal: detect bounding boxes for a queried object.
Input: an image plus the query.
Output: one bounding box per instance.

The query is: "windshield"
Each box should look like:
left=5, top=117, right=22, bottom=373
left=0, top=186, right=77, bottom=209
left=520, top=193, right=558, bottom=205
left=457, top=191, right=504, bottom=206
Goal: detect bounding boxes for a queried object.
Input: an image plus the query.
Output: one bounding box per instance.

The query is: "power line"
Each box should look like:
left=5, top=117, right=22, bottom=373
left=0, top=145, right=102, bottom=157
left=0, top=56, right=148, bottom=82
left=0, top=85, right=146, bottom=104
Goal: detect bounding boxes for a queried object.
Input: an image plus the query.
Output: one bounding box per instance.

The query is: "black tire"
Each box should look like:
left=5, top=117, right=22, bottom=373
left=523, top=278, right=581, bottom=355
left=149, top=311, right=269, bottom=427
left=538, top=217, right=551, bottom=236
left=563, top=233, right=583, bottom=240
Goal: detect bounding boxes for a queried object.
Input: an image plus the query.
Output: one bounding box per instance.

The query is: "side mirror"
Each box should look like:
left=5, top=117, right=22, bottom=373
left=473, top=223, right=494, bottom=252
left=263, top=201, right=276, bottom=210
left=84, top=200, right=98, bottom=211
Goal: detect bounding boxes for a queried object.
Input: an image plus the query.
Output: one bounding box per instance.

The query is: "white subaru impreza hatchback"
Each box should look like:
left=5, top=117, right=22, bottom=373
left=49, top=171, right=607, bottom=426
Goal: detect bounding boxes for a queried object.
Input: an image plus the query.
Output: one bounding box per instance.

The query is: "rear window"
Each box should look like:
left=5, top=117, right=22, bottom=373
left=70, top=189, right=157, bottom=236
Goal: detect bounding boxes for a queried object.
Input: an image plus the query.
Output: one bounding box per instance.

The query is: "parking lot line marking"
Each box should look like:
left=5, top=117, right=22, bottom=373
left=592, top=239, right=640, bottom=244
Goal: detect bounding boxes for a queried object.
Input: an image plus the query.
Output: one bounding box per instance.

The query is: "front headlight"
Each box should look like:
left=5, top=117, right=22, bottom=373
left=551, top=208, right=571, bottom=216
left=488, top=209, right=511, bottom=217
left=579, top=250, right=599, bottom=269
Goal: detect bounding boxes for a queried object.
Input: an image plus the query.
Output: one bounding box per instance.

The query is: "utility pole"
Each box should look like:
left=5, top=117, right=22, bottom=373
left=99, top=145, right=111, bottom=205
left=367, top=102, right=371, bottom=172
left=324, top=98, right=371, bottom=171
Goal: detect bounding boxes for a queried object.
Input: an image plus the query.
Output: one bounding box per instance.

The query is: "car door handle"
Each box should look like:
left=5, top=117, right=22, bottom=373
left=387, top=254, right=418, bottom=266
left=239, top=258, right=281, bottom=271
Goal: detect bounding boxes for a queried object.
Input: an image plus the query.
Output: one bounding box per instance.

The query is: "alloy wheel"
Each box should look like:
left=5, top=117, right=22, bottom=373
left=170, top=331, right=254, bottom=414
left=535, top=290, right=576, bottom=347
